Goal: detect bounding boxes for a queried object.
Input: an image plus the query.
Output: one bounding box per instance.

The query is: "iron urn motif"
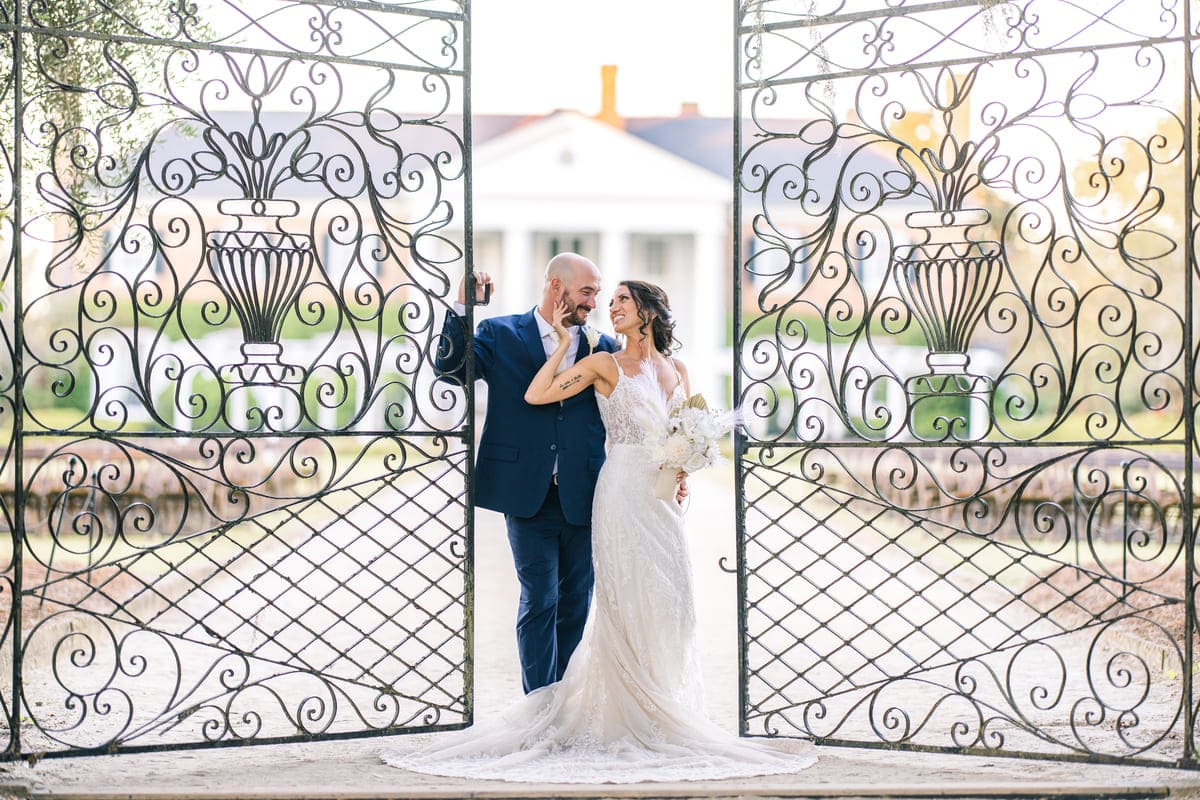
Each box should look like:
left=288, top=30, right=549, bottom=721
left=207, top=197, right=314, bottom=385
left=893, top=207, right=1002, bottom=439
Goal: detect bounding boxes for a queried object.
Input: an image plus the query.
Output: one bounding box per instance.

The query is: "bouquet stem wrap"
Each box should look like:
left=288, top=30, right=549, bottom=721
left=654, top=467, right=680, bottom=502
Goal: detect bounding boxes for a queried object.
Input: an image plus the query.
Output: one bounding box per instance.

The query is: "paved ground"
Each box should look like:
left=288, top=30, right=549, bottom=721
left=3, top=464, right=1199, bottom=798
left=1, top=736, right=1195, bottom=799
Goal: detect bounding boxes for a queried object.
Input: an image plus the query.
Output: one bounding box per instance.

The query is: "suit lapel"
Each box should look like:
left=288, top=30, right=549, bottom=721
left=577, top=326, right=591, bottom=359
left=519, top=310, right=547, bottom=368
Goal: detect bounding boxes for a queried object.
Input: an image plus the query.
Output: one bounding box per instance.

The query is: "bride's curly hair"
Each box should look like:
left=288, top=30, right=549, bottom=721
left=620, top=280, right=679, bottom=355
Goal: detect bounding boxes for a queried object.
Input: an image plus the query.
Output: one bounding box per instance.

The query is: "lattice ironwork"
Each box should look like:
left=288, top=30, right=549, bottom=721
left=1, top=0, right=474, bottom=757
left=735, top=0, right=1194, bottom=767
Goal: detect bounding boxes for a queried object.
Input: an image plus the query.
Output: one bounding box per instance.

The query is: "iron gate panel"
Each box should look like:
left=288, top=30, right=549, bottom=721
left=735, top=0, right=1194, bottom=766
left=1, top=0, right=475, bottom=757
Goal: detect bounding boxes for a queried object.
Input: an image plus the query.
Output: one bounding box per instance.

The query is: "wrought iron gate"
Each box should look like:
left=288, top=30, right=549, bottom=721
left=1, top=0, right=475, bottom=757
left=735, top=0, right=1195, bottom=767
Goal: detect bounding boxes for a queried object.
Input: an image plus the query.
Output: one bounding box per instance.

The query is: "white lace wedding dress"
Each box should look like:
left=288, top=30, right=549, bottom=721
left=382, top=360, right=817, bottom=783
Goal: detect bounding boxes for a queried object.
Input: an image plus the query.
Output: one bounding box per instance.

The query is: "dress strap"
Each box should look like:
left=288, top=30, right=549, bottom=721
left=608, top=351, right=625, bottom=377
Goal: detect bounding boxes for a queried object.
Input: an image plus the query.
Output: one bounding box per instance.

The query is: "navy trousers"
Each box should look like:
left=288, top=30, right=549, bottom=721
left=504, top=482, right=594, bottom=694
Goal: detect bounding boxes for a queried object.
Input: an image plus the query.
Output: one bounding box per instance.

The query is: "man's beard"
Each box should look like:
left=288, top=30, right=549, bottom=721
left=559, top=292, right=589, bottom=326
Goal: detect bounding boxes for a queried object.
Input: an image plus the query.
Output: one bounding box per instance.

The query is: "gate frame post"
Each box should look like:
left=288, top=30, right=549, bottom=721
left=1183, top=0, right=1196, bottom=770
left=7, top=0, right=25, bottom=761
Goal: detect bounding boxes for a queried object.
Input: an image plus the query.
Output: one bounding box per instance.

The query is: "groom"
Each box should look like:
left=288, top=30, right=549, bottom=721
left=435, top=253, right=618, bottom=693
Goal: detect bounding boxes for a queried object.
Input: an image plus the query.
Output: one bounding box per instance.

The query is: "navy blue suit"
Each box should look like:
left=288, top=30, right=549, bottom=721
left=436, top=308, right=618, bottom=692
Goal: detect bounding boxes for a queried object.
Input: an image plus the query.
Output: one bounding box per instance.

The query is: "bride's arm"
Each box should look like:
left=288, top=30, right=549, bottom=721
left=525, top=352, right=616, bottom=405
left=525, top=301, right=616, bottom=404
left=670, top=356, right=692, bottom=504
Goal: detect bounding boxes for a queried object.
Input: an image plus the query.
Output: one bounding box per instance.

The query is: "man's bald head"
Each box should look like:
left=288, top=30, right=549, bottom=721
left=545, top=252, right=598, bottom=287
left=540, top=252, right=601, bottom=326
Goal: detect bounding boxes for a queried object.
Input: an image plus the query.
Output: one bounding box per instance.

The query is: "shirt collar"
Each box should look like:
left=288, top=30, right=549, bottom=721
left=533, top=306, right=578, bottom=339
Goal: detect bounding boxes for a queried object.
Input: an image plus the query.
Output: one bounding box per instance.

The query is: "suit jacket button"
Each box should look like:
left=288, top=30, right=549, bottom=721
left=550, top=444, right=557, bottom=451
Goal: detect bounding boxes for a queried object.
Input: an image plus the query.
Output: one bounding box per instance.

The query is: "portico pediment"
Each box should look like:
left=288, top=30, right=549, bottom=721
left=475, top=110, right=728, bottom=202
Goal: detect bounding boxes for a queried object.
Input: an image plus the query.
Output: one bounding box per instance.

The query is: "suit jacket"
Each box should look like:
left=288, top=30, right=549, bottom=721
left=435, top=308, right=619, bottom=525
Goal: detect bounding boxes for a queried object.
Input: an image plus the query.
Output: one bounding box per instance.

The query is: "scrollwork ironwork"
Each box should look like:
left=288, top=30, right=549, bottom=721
left=5, top=0, right=472, bottom=757
left=736, top=0, right=1192, bottom=766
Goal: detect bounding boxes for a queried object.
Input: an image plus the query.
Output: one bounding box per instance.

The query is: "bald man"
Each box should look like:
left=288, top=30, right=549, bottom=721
left=435, top=253, right=619, bottom=693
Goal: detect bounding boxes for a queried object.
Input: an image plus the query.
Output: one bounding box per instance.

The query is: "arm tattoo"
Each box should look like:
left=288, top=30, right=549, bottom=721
left=558, top=374, right=582, bottom=392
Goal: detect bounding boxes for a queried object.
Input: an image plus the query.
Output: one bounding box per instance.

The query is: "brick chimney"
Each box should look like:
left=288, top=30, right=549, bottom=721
left=596, top=64, right=624, bottom=129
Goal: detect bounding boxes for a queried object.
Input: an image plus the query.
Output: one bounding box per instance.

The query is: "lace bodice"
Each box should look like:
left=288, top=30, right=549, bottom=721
left=595, top=356, right=684, bottom=446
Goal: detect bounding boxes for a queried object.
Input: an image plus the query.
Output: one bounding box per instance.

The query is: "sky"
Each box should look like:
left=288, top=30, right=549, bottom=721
left=469, top=0, right=735, bottom=118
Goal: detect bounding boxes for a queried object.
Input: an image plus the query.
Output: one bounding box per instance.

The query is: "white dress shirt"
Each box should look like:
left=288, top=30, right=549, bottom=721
left=532, top=309, right=580, bottom=477
left=532, top=307, right=581, bottom=372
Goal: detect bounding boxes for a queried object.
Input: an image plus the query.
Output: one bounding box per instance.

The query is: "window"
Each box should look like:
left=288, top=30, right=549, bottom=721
left=531, top=232, right=600, bottom=288
left=631, top=234, right=690, bottom=281
left=642, top=238, right=667, bottom=277
left=537, top=233, right=598, bottom=264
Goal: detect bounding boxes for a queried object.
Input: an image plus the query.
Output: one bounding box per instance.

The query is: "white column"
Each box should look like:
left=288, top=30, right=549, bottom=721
left=173, top=367, right=195, bottom=432
left=691, top=228, right=726, bottom=405
left=365, top=382, right=385, bottom=432
left=500, top=228, right=532, bottom=312
left=886, top=376, right=907, bottom=441
left=229, top=384, right=249, bottom=431
left=317, top=371, right=338, bottom=430
left=599, top=227, right=627, bottom=310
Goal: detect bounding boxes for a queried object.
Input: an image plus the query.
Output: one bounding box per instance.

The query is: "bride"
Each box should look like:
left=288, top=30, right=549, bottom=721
left=383, top=280, right=816, bottom=783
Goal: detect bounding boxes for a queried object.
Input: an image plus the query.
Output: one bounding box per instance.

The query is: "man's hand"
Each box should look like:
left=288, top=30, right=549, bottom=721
left=457, top=270, right=494, bottom=305
left=675, top=472, right=689, bottom=505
